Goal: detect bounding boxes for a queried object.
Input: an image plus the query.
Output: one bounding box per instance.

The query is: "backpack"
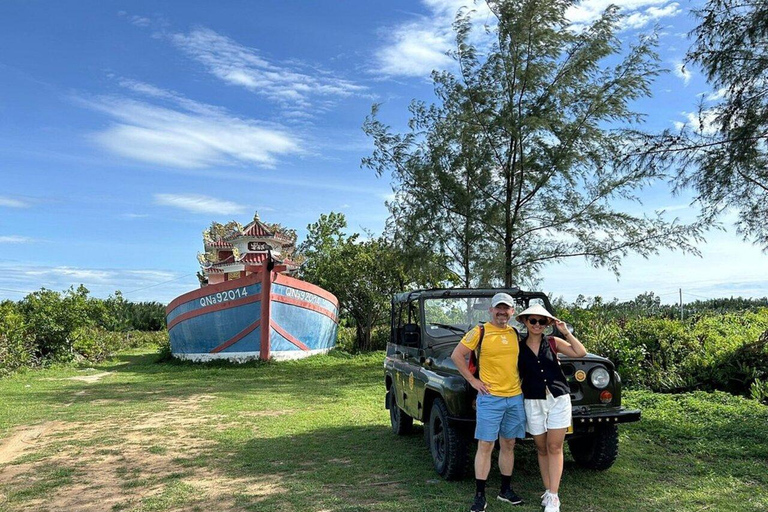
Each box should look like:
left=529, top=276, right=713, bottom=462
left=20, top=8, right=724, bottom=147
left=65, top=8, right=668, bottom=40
left=467, top=324, right=485, bottom=378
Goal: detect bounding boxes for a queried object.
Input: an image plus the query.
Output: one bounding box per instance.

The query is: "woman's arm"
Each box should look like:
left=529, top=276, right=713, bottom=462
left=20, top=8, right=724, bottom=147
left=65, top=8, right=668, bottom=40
left=552, top=318, right=587, bottom=357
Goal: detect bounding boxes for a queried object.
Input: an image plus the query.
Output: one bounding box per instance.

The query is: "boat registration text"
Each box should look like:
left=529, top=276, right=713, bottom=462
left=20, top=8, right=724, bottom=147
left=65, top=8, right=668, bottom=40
left=199, top=287, right=249, bottom=307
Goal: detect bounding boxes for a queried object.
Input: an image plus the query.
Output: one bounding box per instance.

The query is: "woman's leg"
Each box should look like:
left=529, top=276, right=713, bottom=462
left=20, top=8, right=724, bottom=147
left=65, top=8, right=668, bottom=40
left=545, top=428, right=567, bottom=494
left=532, top=433, right=550, bottom=490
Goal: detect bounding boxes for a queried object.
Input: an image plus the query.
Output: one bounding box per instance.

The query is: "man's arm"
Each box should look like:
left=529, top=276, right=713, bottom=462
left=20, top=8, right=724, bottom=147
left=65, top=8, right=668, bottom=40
left=451, top=342, right=490, bottom=395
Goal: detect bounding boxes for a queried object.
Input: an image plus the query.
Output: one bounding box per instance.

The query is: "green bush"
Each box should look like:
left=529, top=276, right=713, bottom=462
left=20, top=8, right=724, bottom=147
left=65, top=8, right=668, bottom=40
left=332, top=324, right=389, bottom=353
left=0, top=301, right=35, bottom=376
left=18, top=286, right=94, bottom=360
left=335, top=326, right=356, bottom=353
left=73, top=328, right=170, bottom=362
left=750, top=378, right=768, bottom=404
left=572, top=308, right=768, bottom=399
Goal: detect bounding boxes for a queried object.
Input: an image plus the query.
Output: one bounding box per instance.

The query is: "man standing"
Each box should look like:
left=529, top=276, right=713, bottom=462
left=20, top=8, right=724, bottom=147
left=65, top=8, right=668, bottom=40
left=451, top=292, right=526, bottom=511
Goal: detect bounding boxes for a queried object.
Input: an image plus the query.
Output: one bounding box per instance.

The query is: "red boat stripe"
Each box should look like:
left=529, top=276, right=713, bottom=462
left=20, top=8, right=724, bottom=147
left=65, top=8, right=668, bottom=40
left=210, top=319, right=261, bottom=353
left=272, top=273, right=339, bottom=308
left=167, top=295, right=261, bottom=331
left=270, top=321, right=310, bottom=351
left=270, top=294, right=338, bottom=322
left=166, top=272, right=262, bottom=314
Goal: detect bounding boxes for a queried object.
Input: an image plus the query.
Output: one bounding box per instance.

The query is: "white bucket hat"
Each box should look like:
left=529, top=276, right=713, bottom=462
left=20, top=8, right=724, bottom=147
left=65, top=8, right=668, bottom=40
left=515, top=303, right=556, bottom=323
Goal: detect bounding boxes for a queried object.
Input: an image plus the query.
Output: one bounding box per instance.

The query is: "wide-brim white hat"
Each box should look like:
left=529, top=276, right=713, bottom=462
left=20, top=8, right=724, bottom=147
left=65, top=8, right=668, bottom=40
left=515, top=304, right=556, bottom=323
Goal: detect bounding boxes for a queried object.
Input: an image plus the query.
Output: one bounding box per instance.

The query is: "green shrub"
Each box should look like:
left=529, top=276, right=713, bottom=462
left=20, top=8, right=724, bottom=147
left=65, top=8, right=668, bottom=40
left=579, top=321, right=646, bottom=387
left=0, top=301, right=35, bottom=376
left=333, top=324, right=388, bottom=353
left=18, top=286, right=94, bottom=360
left=335, top=326, right=356, bottom=353
left=73, top=328, right=170, bottom=362
left=619, top=318, right=700, bottom=391
left=72, top=326, right=113, bottom=361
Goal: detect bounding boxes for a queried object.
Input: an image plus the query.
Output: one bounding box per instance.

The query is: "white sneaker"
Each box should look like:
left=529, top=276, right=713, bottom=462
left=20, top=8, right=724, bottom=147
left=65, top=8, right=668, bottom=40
left=541, top=490, right=551, bottom=506
left=544, top=494, right=560, bottom=512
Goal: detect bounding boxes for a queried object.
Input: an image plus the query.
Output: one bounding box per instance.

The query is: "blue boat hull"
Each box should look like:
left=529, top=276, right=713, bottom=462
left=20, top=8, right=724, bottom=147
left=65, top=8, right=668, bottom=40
left=166, top=271, right=339, bottom=361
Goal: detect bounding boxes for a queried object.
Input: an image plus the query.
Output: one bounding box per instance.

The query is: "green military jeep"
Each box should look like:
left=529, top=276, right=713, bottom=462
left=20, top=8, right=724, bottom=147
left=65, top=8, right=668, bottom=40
left=384, top=288, right=641, bottom=480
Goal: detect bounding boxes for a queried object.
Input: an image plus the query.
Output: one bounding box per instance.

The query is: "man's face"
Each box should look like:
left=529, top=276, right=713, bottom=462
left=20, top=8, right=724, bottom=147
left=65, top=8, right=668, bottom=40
left=490, top=303, right=514, bottom=325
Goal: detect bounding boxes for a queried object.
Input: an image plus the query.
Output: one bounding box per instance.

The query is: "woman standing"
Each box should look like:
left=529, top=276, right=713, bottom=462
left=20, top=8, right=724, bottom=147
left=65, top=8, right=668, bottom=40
left=516, top=304, right=587, bottom=512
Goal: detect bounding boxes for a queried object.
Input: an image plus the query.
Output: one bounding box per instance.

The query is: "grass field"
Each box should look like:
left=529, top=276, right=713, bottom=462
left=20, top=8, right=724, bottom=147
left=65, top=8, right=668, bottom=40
left=0, top=349, right=766, bottom=512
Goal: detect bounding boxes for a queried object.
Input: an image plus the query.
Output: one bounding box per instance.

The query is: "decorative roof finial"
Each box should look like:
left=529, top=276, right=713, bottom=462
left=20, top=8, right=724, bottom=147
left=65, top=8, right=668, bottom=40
left=253, top=211, right=260, bottom=222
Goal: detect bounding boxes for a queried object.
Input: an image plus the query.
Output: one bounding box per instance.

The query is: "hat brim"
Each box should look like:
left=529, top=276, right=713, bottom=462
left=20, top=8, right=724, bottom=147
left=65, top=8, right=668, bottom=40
left=515, top=305, right=556, bottom=323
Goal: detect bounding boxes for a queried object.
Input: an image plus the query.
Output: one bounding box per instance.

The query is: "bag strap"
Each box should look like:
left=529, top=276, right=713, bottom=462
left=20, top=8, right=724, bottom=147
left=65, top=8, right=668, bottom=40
left=472, top=323, right=485, bottom=378
left=548, top=336, right=558, bottom=354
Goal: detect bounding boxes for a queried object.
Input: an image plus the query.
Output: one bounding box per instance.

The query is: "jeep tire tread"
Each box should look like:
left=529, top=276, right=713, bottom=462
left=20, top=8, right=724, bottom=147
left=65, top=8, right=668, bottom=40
left=568, top=424, right=619, bottom=470
left=428, top=397, right=469, bottom=480
left=389, top=387, right=413, bottom=435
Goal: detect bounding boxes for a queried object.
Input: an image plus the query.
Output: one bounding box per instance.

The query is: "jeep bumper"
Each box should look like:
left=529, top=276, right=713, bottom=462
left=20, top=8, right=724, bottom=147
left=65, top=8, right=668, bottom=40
left=572, top=408, right=641, bottom=431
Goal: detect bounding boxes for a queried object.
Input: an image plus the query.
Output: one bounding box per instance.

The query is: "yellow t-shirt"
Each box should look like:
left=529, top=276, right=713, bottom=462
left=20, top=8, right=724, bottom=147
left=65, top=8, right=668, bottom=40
left=460, top=322, right=522, bottom=397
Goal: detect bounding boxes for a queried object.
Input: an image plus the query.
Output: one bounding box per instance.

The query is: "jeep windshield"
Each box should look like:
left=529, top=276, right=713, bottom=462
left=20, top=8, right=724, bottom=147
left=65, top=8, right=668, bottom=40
left=422, top=294, right=548, bottom=341
left=423, top=296, right=494, bottom=339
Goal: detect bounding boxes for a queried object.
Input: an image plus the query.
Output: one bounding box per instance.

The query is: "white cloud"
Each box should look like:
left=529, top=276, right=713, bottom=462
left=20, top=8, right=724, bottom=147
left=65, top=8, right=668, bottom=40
left=672, top=58, right=692, bottom=84
left=621, top=3, right=681, bottom=29
left=170, top=27, right=367, bottom=107
left=120, top=213, right=150, bottom=219
left=376, top=0, right=682, bottom=78
left=673, top=109, right=719, bottom=135
left=376, top=24, right=455, bottom=77
left=0, top=197, right=30, bottom=208
left=0, top=262, right=192, bottom=303
left=81, top=84, right=300, bottom=168
left=154, top=193, right=247, bottom=215
left=0, top=236, right=34, bottom=244
left=23, top=266, right=114, bottom=282
left=706, top=88, right=727, bottom=102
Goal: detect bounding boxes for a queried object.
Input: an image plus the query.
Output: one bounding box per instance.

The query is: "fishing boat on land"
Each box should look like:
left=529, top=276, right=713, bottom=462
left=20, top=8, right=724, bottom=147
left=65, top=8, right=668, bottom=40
left=166, top=215, right=339, bottom=361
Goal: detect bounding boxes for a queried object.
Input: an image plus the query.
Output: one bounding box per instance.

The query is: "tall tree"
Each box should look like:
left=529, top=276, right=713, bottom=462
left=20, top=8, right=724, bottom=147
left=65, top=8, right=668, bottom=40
left=364, top=0, right=703, bottom=287
left=657, top=0, right=768, bottom=248
left=298, top=213, right=452, bottom=350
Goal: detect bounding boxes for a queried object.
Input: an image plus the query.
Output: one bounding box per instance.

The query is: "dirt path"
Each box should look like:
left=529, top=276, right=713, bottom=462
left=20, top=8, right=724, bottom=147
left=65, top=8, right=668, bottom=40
left=0, top=394, right=282, bottom=511
left=0, top=422, right=58, bottom=465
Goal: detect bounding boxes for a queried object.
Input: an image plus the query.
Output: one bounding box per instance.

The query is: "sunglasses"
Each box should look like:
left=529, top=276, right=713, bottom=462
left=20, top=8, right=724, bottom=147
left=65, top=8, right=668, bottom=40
left=527, top=317, right=550, bottom=326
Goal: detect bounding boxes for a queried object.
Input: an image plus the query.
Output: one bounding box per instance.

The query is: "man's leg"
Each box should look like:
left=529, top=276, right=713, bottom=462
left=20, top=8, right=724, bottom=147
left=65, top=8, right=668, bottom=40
left=498, top=436, right=516, bottom=476
left=475, top=440, right=495, bottom=480
left=496, top=395, right=526, bottom=505
left=471, top=395, right=503, bottom=511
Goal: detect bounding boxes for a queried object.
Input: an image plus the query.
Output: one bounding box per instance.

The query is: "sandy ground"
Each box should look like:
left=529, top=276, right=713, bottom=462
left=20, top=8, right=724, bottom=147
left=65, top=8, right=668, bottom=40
left=0, top=393, right=284, bottom=511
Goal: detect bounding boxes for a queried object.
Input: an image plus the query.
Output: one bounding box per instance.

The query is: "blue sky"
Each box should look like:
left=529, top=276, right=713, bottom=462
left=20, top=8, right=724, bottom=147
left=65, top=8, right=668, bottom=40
left=1, top=0, right=765, bottom=306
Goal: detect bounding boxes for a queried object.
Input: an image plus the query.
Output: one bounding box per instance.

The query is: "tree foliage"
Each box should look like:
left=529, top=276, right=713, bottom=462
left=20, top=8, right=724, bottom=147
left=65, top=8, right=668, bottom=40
left=644, top=0, right=768, bottom=248
left=364, top=0, right=703, bottom=287
left=298, top=212, right=451, bottom=351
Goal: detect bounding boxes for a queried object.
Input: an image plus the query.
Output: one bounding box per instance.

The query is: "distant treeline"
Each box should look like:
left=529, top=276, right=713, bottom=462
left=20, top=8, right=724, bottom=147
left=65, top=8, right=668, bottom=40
left=1, top=285, right=166, bottom=376
left=555, top=292, right=768, bottom=320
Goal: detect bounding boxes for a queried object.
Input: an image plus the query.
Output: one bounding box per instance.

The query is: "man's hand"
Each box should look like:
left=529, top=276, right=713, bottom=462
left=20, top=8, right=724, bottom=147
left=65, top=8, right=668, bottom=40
left=471, top=378, right=490, bottom=395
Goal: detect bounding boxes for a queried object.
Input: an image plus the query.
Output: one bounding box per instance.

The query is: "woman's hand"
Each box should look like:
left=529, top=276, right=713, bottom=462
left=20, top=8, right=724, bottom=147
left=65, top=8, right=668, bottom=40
left=553, top=317, right=569, bottom=334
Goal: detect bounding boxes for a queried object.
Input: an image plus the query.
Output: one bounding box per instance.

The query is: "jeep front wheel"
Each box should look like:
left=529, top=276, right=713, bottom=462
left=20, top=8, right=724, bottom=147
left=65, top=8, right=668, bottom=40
left=428, top=397, right=469, bottom=480
left=389, top=387, right=413, bottom=435
left=568, top=424, right=619, bottom=470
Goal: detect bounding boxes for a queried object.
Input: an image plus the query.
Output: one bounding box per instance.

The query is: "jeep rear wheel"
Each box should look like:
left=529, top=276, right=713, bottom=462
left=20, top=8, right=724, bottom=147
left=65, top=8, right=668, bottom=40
left=389, top=387, right=413, bottom=435
left=568, top=424, right=619, bottom=470
left=428, top=397, right=469, bottom=480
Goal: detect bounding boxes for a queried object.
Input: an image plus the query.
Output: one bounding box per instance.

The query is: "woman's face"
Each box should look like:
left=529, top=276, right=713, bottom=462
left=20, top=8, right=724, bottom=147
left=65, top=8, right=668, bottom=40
left=525, top=315, right=550, bottom=334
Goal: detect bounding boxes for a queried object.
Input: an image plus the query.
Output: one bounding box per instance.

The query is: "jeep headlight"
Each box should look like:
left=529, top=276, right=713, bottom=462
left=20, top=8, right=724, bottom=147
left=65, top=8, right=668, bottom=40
left=590, top=367, right=610, bottom=389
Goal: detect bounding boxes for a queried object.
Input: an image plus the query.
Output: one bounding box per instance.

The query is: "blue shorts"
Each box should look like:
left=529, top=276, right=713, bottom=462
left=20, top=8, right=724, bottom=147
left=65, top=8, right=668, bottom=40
left=475, top=393, right=526, bottom=441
